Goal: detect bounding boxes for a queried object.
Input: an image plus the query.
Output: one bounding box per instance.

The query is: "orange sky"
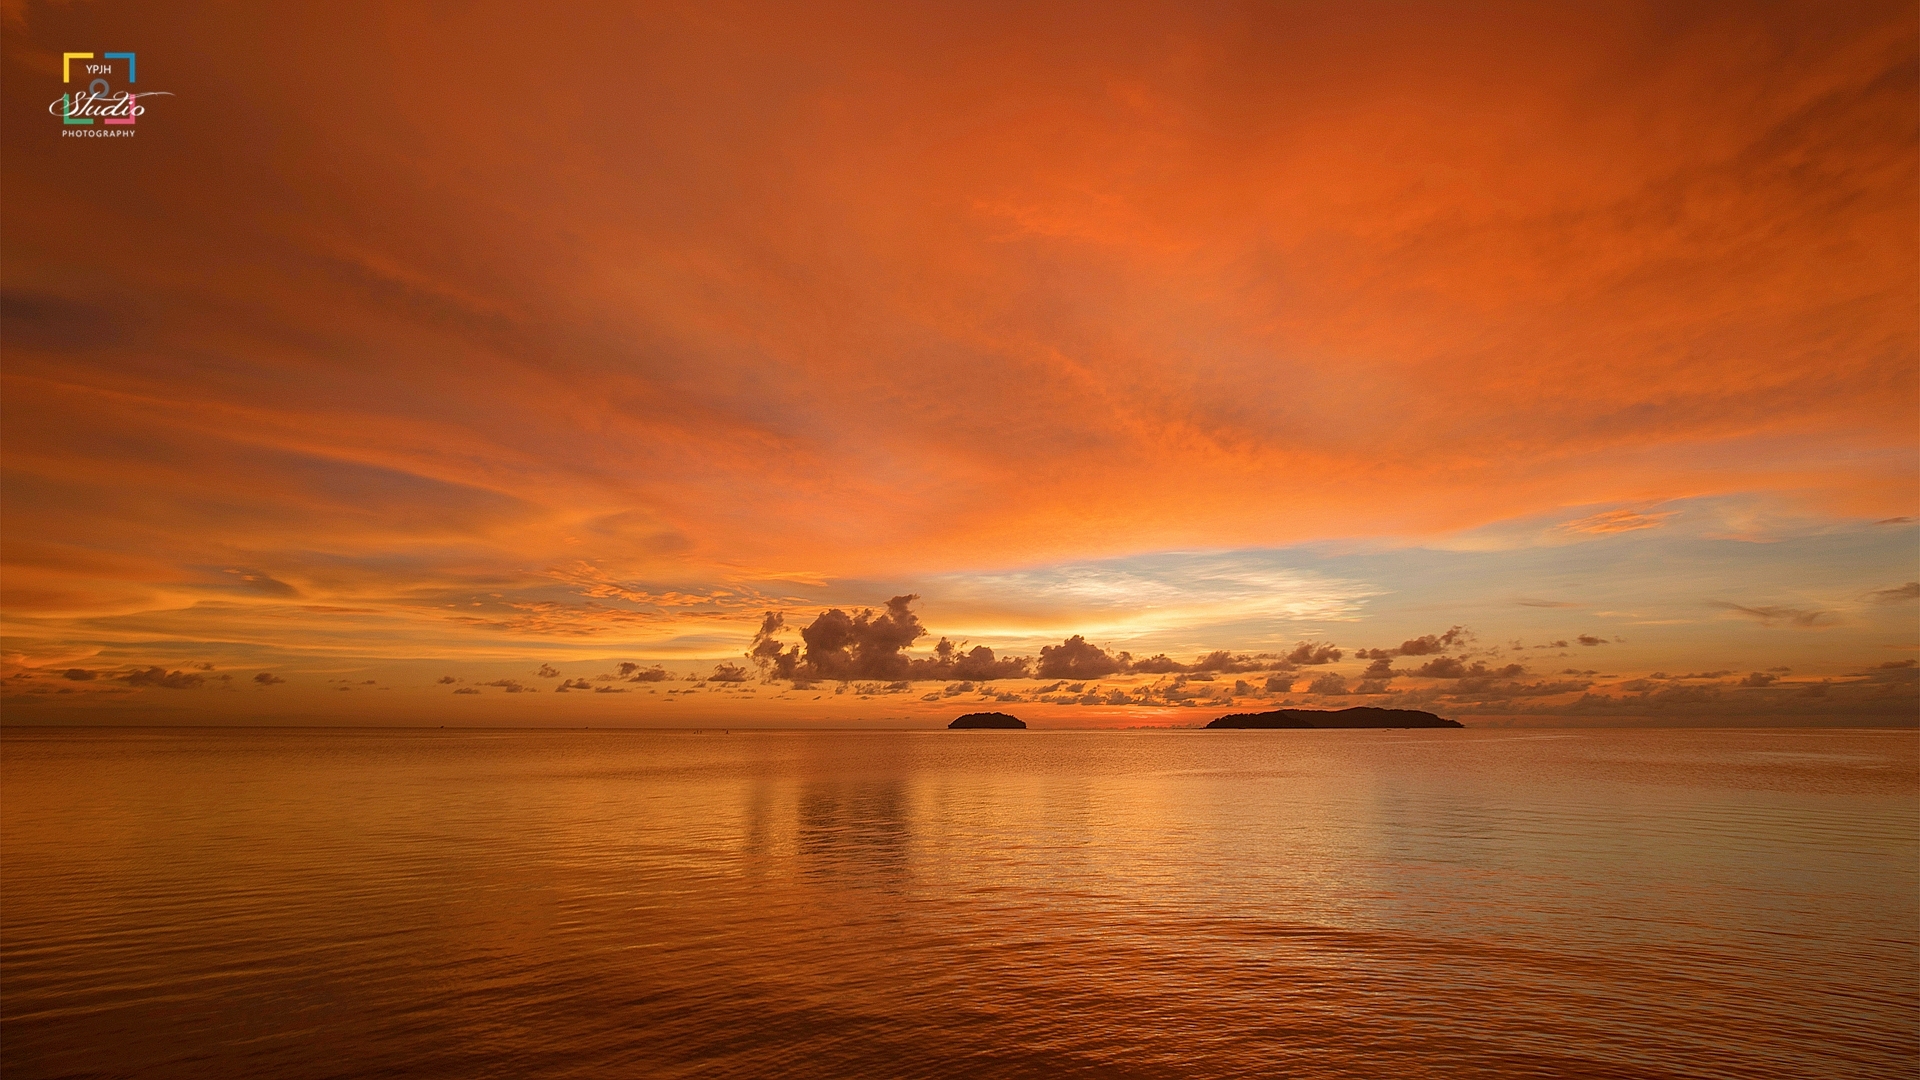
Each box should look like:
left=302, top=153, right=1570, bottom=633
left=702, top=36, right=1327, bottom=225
left=2, top=1, right=1915, bottom=726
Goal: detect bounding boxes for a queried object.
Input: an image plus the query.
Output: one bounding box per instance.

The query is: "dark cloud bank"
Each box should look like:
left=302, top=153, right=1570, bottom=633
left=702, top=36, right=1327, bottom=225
left=743, top=595, right=1346, bottom=687
left=709, top=596, right=1913, bottom=723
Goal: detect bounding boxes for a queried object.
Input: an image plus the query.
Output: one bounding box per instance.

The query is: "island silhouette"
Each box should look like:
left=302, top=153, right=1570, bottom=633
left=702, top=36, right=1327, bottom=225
left=1206, top=707, right=1461, bottom=729
left=948, top=712, right=1027, bottom=729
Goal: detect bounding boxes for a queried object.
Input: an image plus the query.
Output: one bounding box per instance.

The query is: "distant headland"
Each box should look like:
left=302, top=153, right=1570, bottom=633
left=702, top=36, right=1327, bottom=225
left=948, top=712, right=1027, bottom=729
left=1206, top=707, right=1461, bottom=729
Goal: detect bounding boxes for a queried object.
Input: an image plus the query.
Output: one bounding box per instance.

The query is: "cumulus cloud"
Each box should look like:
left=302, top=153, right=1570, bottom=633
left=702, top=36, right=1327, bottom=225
left=1307, top=673, right=1348, bottom=695
left=122, top=667, right=205, bottom=690
left=536, top=664, right=561, bottom=678
left=1576, top=634, right=1608, bottom=646
left=436, top=675, right=457, bottom=684
left=254, top=672, right=286, bottom=685
left=1090, top=649, right=1272, bottom=676
left=1447, top=678, right=1590, bottom=698
left=750, top=595, right=947, bottom=681
left=1740, top=672, right=1776, bottom=686
left=914, top=637, right=1030, bottom=680
left=62, top=668, right=96, bottom=681
left=1192, top=650, right=1268, bottom=674
left=1413, top=657, right=1469, bottom=679
left=483, top=679, right=532, bottom=693
left=1035, top=635, right=1127, bottom=679
left=1355, top=627, right=1464, bottom=660
left=453, top=686, right=480, bottom=694
left=622, top=664, right=673, bottom=682
left=555, top=678, right=594, bottom=691
left=1283, top=641, right=1343, bottom=666
left=708, top=663, right=749, bottom=683
left=1414, top=658, right=1526, bottom=680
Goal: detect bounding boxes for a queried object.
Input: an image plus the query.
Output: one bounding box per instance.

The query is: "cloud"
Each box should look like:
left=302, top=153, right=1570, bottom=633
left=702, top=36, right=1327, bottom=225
left=1079, top=649, right=1271, bottom=676
left=254, top=672, right=286, bottom=685
left=1414, top=658, right=1526, bottom=680
left=593, top=685, right=628, bottom=693
left=62, top=668, right=96, bottom=681
left=1035, top=635, right=1126, bottom=679
left=1516, top=599, right=1581, bottom=608
left=1576, top=634, right=1607, bottom=646
left=1452, top=678, right=1590, bottom=698
left=707, top=663, right=749, bottom=683
left=218, top=568, right=301, bottom=597
left=1413, top=657, right=1471, bottom=679
left=536, top=664, right=561, bottom=678
left=555, top=678, right=593, bottom=691
left=453, top=686, right=481, bottom=694
left=1553, top=509, right=1676, bottom=536
left=122, top=667, right=205, bottom=690
left=622, top=663, right=673, bottom=682
left=914, top=638, right=1030, bottom=681
left=1191, top=650, right=1268, bottom=674
left=1867, top=582, right=1920, bottom=603
left=436, top=675, right=457, bottom=684
left=1713, top=603, right=1833, bottom=628
left=1306, top=673, right=1348, bottom=695
left=751, top=595, right=937, bottom=682
left=483, top=679, right=532, bottom=693
left=1355, top=628, right=1464, bottom=660
left=1282, top=642, right=1343, bottom=666
left=1740, top=672, right=1776, bottom=687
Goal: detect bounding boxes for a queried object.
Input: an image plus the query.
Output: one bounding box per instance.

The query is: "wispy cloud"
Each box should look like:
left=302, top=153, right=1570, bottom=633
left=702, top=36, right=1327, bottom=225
left=1713, top=603, right=1833, bottom=628
left=1553, top=509, right=1677, bottom=536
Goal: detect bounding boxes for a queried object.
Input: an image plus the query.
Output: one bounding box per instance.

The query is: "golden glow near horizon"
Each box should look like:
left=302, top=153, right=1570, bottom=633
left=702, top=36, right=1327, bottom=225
left=1, top=1, right=1915, bottom=725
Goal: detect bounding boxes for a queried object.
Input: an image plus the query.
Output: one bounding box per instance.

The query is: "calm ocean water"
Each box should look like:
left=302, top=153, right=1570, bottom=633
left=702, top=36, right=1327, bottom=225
left=2, top=727, right=1914, bottom=1079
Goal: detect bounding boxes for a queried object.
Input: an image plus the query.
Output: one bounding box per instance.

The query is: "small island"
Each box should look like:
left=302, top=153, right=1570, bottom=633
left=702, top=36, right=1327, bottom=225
left=1207, top=706, right=1461, bottom=729
left=948, top=712, right=1027, bottom=729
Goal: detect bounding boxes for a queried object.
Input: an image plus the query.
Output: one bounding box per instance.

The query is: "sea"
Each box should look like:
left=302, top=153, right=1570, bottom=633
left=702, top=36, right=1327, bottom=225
left=2, top=726, right=1914, bottom=1078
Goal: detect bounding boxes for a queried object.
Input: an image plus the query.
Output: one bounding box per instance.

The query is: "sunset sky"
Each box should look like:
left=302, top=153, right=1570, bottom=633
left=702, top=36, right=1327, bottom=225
left=2, top=0, right=1914, bottom=725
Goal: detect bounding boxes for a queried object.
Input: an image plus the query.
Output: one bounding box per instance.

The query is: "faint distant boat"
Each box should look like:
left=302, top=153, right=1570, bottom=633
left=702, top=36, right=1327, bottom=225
left=948, top=712, right=1027, bottom=729
left=1206, top=707, right=1461, bottom=729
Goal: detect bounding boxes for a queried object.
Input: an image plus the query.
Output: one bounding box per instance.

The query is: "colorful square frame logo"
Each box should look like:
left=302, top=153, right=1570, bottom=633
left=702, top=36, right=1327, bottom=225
left=61, top=52, right=137, bottom=125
